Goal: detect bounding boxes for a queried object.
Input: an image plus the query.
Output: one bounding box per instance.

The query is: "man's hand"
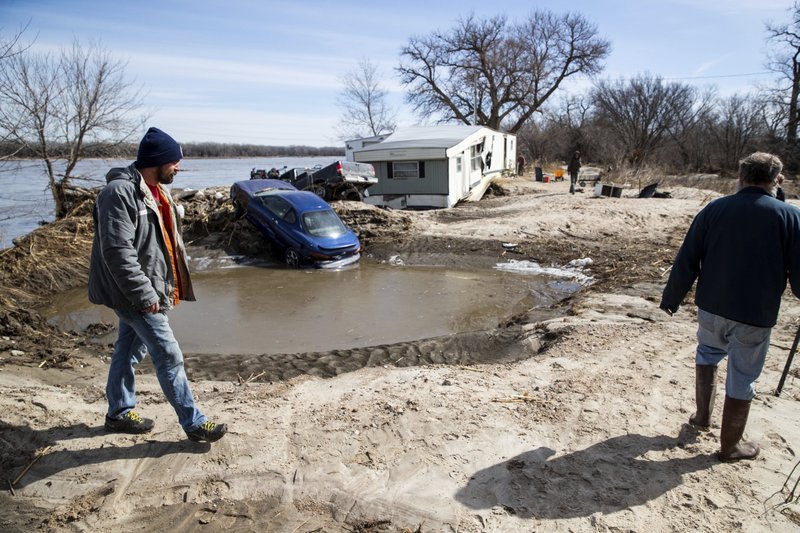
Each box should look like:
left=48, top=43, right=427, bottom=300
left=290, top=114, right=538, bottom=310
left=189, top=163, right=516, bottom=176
left=142, top=302, right=160, bottom=314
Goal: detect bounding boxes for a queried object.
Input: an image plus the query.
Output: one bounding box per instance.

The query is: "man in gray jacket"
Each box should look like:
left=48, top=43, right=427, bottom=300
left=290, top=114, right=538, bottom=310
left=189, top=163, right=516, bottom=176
left=89, top=127, right=226, bottom=443
left=660, top=151, right=800, bottom=461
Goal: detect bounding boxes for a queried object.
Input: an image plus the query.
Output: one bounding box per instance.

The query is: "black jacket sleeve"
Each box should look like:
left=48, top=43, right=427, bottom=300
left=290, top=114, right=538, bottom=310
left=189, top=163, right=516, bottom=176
left=660, top=212, right=705, bottom=313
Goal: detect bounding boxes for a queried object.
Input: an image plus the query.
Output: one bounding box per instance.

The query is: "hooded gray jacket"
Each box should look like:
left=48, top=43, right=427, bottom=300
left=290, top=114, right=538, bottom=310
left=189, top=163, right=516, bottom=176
left=88, top=163, right=195, bottom=311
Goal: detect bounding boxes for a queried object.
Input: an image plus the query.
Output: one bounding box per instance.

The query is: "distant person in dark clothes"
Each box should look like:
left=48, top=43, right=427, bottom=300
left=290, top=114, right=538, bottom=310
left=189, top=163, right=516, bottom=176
left=89, top=127, right=227, bottom=443
left=660, top=152, right=800, bottom=462
left=517, top=154, right=526, bottom=176
left=567, top=151, right=581, bottom=194
left=776, top=173, right=786, bottom=201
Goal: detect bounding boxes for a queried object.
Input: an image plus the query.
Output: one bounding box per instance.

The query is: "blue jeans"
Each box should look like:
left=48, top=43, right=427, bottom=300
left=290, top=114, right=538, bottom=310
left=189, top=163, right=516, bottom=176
left=106, top=308, right=206, bottom=432
left=695, top=309, right=772, bottom=400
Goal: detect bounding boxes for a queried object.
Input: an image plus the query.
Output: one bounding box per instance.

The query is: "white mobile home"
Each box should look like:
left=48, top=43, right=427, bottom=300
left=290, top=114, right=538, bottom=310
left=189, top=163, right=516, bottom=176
left=351, top=125, right=516, bottom=209
left=344, top=133, right=390, bottom=161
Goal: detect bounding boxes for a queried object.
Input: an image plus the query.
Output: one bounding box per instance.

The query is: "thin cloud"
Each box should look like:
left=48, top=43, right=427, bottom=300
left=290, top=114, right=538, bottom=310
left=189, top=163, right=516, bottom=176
left=125, top=51, right=351, bottom=91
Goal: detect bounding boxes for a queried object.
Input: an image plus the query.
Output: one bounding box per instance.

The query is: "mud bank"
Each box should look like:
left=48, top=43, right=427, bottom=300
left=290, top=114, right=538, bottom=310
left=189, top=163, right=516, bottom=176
left=1, top=175, right=800, bottom=532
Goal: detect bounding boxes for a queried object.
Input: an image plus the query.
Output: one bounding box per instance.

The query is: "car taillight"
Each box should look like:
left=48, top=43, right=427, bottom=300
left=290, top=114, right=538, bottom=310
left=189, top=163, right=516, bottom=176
left=309, top=251, right=332, bottom=260
left=336, top=162, right=343, bottom=176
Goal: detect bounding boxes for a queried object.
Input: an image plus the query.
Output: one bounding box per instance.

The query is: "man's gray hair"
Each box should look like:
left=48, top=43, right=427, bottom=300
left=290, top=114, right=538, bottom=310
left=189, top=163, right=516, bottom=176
left=739, top=152, right=783, bottom=185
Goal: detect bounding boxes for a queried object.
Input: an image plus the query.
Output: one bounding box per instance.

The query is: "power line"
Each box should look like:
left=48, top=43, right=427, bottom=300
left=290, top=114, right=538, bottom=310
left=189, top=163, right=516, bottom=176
left=581, top=71, right=775, bottom=83
left=662, top=71, right=773, bottom=81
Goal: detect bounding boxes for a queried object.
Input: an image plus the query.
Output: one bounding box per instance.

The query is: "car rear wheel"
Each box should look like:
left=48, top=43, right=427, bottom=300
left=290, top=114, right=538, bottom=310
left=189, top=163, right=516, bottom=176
left=285, top=248, right=301, bottom=268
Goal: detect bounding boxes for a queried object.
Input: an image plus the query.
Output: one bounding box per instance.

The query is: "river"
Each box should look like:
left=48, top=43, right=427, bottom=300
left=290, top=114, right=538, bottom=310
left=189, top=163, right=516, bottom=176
left=0, top=156, right=335, bottom=248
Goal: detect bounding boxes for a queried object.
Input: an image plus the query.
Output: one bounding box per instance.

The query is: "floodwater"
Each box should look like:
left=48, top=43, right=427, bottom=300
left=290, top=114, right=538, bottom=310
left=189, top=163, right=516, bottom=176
left=43, top=259, right=573, bottom=356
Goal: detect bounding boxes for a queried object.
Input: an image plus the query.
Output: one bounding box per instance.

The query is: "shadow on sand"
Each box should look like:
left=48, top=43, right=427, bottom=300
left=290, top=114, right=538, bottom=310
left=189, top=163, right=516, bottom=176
left=1, top=421, right=209, bottom=489
left=455, top=429, right=717, bottom=519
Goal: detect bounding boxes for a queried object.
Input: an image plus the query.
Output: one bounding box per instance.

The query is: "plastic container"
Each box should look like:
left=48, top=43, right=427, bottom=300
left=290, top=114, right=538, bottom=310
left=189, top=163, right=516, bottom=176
left=601, top=184, right=623, bottom=197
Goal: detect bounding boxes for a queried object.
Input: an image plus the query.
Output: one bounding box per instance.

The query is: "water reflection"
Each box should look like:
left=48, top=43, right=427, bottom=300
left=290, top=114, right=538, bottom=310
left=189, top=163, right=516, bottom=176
left=43, top=260, right=573, bottom=356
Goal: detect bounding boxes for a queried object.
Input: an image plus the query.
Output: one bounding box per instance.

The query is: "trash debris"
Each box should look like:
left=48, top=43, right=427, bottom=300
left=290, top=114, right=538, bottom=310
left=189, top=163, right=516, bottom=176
left=492, top=392, right=538, bottom=403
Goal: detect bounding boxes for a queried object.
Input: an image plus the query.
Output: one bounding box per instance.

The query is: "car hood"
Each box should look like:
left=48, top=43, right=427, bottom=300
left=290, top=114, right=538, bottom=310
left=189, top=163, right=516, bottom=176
left=310, top=230, right=360, bottom=250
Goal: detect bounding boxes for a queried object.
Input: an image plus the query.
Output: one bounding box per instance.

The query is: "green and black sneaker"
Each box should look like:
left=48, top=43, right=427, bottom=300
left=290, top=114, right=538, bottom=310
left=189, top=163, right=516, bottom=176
left=105, top=411, right=154, bottom=434
left=186, top=421, right=227, bottom=443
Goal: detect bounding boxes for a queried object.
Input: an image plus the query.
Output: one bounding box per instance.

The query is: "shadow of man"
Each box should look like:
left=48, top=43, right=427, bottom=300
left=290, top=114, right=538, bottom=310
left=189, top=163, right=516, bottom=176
left=455, top=431, right=716, bottom=519
left=1, top=420, right=210, bottom=489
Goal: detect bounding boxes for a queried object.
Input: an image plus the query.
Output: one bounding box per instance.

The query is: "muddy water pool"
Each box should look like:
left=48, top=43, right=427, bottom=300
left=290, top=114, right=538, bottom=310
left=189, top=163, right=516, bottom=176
left=44, top=259, right=579, bottom=356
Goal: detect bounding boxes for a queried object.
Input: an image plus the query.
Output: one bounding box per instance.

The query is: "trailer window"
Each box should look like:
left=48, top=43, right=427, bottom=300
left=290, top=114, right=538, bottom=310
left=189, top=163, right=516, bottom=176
left=391, top=161, right=425, bottom=179
left=471, top=143, right=484, bottom=171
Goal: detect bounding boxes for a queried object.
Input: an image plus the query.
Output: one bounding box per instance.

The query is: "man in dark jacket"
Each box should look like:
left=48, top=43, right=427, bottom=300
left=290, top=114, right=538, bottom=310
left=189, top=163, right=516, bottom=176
left=660, top=151, right=800, bottom=461
left=89, top=127, right=226, bottom=443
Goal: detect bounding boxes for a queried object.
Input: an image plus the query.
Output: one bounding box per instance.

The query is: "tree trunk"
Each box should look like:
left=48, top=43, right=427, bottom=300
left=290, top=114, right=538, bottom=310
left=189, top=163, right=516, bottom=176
left=788, top=58, right=800, bottom=144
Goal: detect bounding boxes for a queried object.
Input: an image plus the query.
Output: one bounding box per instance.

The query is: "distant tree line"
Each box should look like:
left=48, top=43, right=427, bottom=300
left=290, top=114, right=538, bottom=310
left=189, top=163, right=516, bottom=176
left=180, top=142, right=343, bottom=158
left=516, top=75, right=787, bottom=175
left=0, top=140, right=343, bottom=159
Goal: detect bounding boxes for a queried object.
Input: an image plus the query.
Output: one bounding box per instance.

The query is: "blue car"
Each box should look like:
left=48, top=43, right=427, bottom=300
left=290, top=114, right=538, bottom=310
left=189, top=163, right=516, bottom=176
left=230, top=179, right=361, bottom=268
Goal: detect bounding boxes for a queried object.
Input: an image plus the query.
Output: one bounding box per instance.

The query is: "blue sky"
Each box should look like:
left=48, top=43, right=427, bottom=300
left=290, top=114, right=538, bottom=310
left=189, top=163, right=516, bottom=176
left=0, top=0, right=793, bottom=147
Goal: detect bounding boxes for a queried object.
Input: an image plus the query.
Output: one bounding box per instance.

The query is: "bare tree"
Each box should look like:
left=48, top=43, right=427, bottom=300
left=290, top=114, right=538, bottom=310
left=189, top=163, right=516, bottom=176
left=591, top=74, right=699, bottom=167
left=766, top=1, right=800, bottom=144
left=397, top=11, right=610, bottom=132
left=662, top=88, right=716, bottom=170
left=0, top=38, right=145, bottom=217
left=755, top=90, right=788, bottom=142
left=705, top=94, right=763, bottom=171
left=0, top=24, right=32, bottom=156
left=336, top=58, right=397, bottom=141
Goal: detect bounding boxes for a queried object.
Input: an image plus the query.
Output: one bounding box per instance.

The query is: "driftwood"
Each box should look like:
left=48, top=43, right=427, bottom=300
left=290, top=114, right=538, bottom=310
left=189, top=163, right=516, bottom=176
left=12, top=446, right=51, bottom=487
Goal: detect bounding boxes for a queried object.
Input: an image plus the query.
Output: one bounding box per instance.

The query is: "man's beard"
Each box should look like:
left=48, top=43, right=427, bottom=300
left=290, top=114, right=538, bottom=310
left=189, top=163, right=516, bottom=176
left=157, top=167, right=176, bottom=185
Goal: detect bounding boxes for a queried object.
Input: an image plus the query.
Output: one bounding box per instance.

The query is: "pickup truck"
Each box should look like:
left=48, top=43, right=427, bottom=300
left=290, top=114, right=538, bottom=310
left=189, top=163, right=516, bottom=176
left=249, top=161, right=377, bottom=201
left=293, top=161, right=378, bottom=201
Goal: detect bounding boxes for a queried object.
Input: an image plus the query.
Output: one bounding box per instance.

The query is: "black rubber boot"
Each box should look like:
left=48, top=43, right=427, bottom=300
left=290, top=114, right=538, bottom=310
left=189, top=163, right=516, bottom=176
left=719, top=395, right=759, bottom=462
left=689, top=365, right=717, bottom=428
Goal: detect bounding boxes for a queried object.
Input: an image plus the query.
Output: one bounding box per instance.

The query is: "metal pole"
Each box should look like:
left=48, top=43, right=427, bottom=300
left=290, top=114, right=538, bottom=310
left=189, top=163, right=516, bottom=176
left=775, top=324, right=800, bottom=397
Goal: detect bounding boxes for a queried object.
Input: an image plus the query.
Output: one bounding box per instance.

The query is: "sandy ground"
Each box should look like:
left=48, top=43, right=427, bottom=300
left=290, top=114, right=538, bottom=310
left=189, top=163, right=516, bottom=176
left=2, top=174, right=800, bottom=532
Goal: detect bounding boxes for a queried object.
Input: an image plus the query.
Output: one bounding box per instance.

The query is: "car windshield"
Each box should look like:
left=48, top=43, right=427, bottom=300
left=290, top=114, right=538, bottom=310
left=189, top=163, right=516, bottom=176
left=302, top=209, right=348, bottom=238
